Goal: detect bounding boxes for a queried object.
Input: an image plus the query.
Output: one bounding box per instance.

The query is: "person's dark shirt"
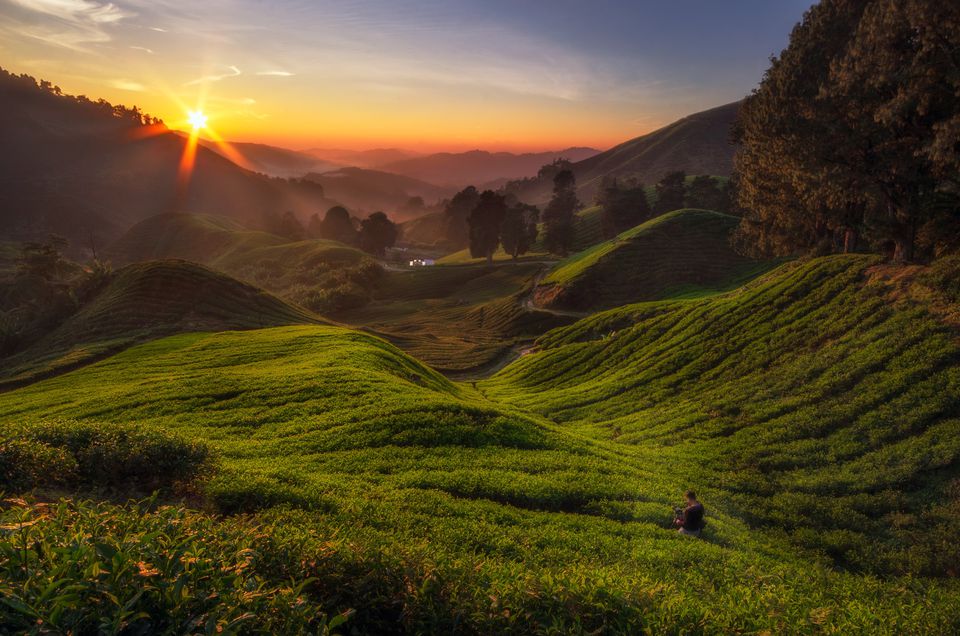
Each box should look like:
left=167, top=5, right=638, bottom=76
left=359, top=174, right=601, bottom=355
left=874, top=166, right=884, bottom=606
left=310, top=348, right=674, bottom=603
left=682, top=502, right=704, bottom=531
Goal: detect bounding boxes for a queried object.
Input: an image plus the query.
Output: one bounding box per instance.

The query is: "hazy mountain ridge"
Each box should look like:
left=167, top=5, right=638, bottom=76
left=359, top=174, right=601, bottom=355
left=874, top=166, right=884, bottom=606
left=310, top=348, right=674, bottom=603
left=378, top=147, right=601, bottom=187
left=0, top=69, right=335, bottom=249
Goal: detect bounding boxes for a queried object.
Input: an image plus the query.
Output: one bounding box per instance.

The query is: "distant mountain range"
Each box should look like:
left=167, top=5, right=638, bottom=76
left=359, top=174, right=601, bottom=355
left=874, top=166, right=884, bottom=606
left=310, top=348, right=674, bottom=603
left=509, top=102, right=740, bottom=205
left=303, top=167, right=456, bottom=221
left=303, top=147, right=419, bottom=168
left=194, top=138, right=340, bottom=178
left=378, top=147, right=601, bottom=187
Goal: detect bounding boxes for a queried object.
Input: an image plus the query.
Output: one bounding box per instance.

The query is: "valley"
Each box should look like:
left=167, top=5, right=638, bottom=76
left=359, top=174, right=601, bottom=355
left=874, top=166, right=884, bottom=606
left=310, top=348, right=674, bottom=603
left=2, top=2, right=959, bottom=633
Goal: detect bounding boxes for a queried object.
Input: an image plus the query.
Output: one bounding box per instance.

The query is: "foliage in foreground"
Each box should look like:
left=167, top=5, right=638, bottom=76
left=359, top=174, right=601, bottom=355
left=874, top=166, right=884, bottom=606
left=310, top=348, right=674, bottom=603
left=0, top=497, right=350, bottom=635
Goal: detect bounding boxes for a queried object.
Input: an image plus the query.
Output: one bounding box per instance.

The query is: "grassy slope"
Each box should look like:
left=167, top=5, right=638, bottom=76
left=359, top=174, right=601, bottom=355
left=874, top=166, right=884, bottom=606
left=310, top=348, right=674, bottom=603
left=537, top=209, right=772, bottom=310
left=107, top=213, right=369, bottom=289
left=486, top=255, right=960, bottom=576
left=0, top=260, right=320, bottom=388
left=1, top=312, right=958, bottom=631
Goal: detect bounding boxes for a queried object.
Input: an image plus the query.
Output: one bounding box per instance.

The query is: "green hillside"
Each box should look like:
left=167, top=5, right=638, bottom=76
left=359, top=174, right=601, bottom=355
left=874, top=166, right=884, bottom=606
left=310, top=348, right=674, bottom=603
left=2, top=266, right=960, bottom=631
left=485, top=255, right=960, bottom=577
left=108, top=213, right=368, bottom=276
left=0, top=260, right=319, bottom=388
left=535, top=209, right=771, bottom=310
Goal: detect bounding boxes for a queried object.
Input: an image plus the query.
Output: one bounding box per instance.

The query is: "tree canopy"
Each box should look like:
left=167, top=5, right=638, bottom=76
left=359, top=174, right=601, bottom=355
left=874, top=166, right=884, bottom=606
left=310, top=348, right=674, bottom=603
left=467, top=191, right=508, bottom=265
left=542, top=170, right=579, bottom=255
left=358, top=212, right=398, bottom=257
left=734, top=0, right=960, bottom=262
left=597, top=176, right=650, bottom=239
left=500, top=201, right=540, bottom=260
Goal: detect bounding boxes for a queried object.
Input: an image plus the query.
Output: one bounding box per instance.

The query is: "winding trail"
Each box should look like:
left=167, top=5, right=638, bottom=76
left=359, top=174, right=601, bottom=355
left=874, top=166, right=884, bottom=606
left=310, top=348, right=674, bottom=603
left=441, top=265, right=589, bottom=381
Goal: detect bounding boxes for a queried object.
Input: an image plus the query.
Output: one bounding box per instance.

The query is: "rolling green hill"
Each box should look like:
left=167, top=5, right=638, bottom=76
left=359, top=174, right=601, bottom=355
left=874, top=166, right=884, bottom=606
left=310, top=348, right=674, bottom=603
left=106, top=213, right=374, bottom=303
left=534, top=209, right=771, bottom=310
left=2, top=259, right=960, bottom=631
left=485, top=255, right=960, bottom=578
left=0, top=260, right=319, bottom=388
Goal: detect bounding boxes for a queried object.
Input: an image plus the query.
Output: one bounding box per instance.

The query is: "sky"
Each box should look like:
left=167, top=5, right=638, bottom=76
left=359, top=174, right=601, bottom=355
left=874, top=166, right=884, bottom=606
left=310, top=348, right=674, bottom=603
left=0, top=0, right=815, bottom=152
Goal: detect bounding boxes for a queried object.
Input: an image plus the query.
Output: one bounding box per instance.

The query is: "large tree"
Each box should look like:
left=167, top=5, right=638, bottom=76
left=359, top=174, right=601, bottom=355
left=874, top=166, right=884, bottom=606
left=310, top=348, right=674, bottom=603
left=317, top=206, right=357, bottom=244
left=542, top=170, right=579, bottom=255
left=500, top=202, right=539, bottom=260
left=442, top=186, right=480, bottom=248
left=734, top=0, right=960, bottom=262
left=467, top=190, right=508, bottom=265
left=597, top=176, right=650, bottom=239
left=653, top=171, right=686, bottom=215
left=358, top=212, right=398, bottom=257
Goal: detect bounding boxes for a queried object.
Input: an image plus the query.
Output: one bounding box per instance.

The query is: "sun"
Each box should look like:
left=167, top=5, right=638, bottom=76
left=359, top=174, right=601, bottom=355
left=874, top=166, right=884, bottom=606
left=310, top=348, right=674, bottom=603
left=187, top=110, right=207, bottom=130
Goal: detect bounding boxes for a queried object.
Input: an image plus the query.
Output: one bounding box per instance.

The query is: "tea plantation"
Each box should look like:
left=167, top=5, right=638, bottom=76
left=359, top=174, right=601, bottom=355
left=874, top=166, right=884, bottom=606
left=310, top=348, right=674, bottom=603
left=2, top=256, right=959, bottom=633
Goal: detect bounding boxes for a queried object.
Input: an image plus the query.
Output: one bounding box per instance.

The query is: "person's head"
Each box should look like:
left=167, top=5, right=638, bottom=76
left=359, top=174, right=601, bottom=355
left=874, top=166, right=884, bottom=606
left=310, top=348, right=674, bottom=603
left=684, top=490, right=697, bottom=504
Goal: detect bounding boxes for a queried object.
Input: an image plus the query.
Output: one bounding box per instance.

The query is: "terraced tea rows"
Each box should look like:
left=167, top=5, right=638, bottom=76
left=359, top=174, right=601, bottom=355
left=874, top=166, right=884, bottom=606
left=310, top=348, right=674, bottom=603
left=486, top=255, right=960, bottom=575
left=536, top=209, right=771, bottom=310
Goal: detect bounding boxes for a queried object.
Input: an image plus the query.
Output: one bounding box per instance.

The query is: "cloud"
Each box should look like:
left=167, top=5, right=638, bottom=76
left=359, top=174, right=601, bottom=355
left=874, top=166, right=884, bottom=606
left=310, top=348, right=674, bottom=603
left=129, top=45, right=153, bottom=53
left=148, top=26, right=165, bottom=32
left=256, top=70, right=294, bottom=77
left=111, top=78, right=144, bottom=91
left=6, top=0, right=133, bottom=50
left=184, top=65, right=241, bottom=86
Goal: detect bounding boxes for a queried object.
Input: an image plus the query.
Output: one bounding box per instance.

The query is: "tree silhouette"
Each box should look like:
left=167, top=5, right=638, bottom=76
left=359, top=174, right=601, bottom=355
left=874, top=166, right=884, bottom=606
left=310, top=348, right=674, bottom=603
left=597, top=176, right=650, bottom=239
left=542, top=170, right=579, bottom=255
left=442, top=186, right=480, bottom=248
left=500, top=202, right=540, bottom=260
left=318, top=206, right=357, bottom=244
left=359, top=212, right=398, bottom=257
left=468, top=191, right=508, bottom=265
left=653, top=171, right=686, bottom=215
left=685, top=176, right=726, bottom=212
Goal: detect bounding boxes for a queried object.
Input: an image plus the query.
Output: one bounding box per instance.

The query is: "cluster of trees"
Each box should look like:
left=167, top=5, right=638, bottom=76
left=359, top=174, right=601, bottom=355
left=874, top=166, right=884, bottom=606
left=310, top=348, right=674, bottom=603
left=735, top=0, right=960, bottom=262
left=596, top=172, right=733, bottom=240
left=306, top=207, right=398, bottom=257
left=443, top=169, right=584, bottom=262
left=1, top=67, right=163, bottom=127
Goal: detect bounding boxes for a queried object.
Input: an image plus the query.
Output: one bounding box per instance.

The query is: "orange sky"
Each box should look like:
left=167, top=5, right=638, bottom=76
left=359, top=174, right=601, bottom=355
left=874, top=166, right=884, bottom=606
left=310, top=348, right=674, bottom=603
left=0, top=0, right=808, bottom=153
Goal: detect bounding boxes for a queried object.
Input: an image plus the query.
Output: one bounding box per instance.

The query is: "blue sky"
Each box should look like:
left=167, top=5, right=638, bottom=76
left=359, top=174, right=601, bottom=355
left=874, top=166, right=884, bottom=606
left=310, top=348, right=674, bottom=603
left=0, top=0, right=815, bottom=150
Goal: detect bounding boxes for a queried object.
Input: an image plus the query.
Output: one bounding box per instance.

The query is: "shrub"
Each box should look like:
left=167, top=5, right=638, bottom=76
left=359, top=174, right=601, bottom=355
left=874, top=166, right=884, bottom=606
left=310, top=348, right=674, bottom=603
left=0, top=421, right=215, bottom=495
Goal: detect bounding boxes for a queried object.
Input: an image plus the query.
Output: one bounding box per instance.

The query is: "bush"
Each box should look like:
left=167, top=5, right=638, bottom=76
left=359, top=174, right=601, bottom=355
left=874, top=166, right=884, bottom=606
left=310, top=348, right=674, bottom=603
left=0, top=421, right=215, bottom=495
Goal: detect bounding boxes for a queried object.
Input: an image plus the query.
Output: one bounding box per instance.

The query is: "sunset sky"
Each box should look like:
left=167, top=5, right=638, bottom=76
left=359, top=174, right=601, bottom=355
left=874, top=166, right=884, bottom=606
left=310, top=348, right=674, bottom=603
left=1, top=0, right=814, bottom=152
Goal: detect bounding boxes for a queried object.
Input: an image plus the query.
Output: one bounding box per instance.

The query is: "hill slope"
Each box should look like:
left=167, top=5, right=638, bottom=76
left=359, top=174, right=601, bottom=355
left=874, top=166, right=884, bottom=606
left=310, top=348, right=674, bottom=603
left=535, top=209, right=768, bottom=310
left=194, top=137, right=340, bottom=178
left=486, top=255, right=960, bottom=577
left=511, top=102, right=739, bottom=205
left=0, top=69, right=335, bottom=248
left=0, top=260, right=319, bottom=388
left=2, top=264, right=960, bottom=631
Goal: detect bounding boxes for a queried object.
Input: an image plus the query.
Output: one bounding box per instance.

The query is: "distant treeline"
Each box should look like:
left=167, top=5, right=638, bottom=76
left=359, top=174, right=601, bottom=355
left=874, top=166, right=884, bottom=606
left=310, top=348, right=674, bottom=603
left=0, top=67, right=163, bottom=127
left=733, top=0, right=960, bottom=262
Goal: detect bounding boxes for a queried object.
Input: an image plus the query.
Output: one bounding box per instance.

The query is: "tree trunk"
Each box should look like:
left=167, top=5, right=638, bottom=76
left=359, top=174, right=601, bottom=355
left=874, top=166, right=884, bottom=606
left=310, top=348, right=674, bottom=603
left=843, top=227, right=858, bottom=253
left=892, top=237, right=913, bottom=264
left=486, top=251, right=493, bottom=266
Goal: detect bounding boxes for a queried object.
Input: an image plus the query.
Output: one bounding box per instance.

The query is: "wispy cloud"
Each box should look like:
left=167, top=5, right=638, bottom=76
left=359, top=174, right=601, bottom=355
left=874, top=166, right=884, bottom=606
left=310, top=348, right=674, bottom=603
left=256, top=70, right=294, bottom=77
left=184, top=64, right=241, bottom=86
left=148, top=26, right=165, bottom=32
left=129, top=45, right=153, bottom=54
left=6, top=0, right=133, bottom=50
left=111, top=78, right=144, bottom=91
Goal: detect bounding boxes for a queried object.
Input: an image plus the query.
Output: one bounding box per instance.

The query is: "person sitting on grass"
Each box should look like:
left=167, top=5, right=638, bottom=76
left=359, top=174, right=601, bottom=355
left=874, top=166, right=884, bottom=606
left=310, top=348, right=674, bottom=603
left=674, top=490, right=705, bottom=537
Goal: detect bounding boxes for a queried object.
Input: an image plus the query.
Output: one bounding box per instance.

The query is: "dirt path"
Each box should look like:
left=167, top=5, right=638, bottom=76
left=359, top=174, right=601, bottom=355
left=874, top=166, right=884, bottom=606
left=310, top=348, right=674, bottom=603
left=520, top=268, right=590, bottom=318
